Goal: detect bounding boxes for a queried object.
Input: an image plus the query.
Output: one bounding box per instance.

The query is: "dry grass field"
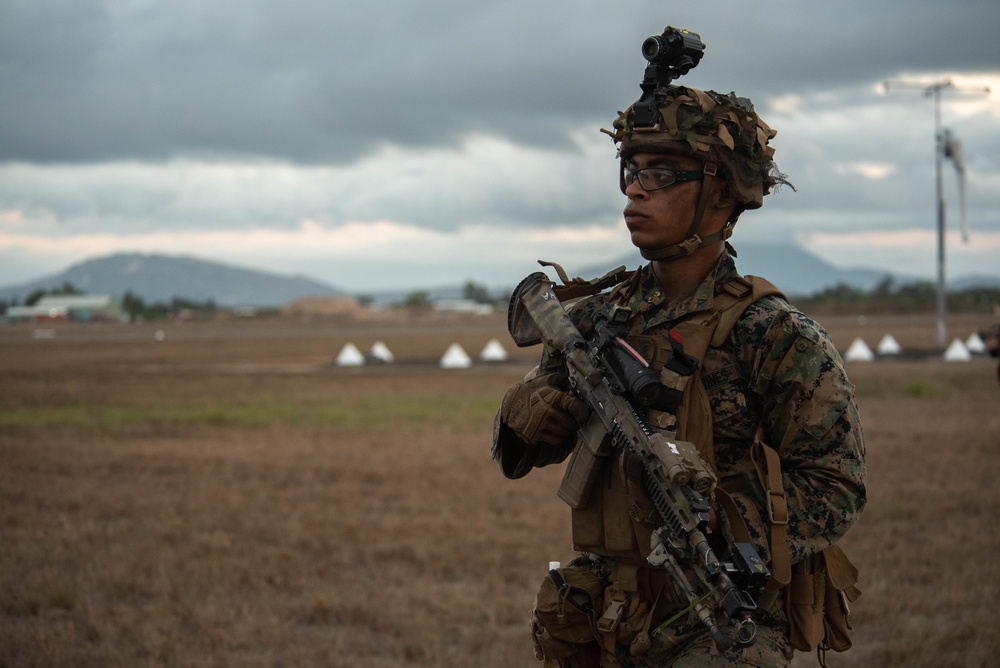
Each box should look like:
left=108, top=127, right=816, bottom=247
left=1, top=311, right=997, bottom=667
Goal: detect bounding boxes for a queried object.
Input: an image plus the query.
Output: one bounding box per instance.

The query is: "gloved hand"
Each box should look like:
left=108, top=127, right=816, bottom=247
left=500, top=372, right=591, bottom=448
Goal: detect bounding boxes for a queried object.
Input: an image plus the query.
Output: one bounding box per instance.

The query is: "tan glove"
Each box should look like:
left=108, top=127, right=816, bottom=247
left=501, top=372, right=590, bottom=448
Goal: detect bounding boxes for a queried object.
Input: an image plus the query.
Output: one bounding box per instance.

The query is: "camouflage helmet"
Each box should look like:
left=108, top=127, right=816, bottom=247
left=604, top=85, right=781, bottom=210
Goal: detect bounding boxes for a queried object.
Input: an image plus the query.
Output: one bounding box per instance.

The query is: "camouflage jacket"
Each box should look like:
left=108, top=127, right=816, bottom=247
left=495, top=251, right=867, bottom=564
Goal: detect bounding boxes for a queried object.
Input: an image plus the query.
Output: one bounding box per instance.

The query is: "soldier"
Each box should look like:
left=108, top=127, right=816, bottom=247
left=981, top=320, right=1000, bottom=383
left=492, top=30, right=867, bottom=668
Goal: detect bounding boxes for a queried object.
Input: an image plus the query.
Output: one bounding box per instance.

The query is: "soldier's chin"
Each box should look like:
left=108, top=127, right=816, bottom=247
left=631, top=236, right=662, bottom=255
left=628, top=230, right=652, bottom=249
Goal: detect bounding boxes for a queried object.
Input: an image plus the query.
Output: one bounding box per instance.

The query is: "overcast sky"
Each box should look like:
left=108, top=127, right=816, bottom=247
left=1, top=0, right=998, bottom=293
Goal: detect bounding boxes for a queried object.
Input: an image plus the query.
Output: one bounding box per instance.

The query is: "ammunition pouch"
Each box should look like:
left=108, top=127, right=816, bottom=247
left=785, top=544, right=860, bottom=661
left=531, top=561, right=607, bottom=663
left=531, top=559, right=687, bottom=665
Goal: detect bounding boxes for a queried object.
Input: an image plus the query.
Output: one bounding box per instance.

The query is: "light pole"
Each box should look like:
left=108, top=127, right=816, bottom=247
left=884, top=78, right=989, bottom=349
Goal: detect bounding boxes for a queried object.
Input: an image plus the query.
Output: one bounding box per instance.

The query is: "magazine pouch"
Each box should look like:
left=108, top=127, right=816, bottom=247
left=785, top=544, right=860, bottom=656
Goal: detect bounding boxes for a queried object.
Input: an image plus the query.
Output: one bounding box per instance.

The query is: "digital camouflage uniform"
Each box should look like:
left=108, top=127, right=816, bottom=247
left=493, top=251, right=867, bottom=666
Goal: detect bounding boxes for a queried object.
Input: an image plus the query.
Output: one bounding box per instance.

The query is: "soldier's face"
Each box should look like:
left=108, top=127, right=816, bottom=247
left=622, top=152, right=706, bottom=251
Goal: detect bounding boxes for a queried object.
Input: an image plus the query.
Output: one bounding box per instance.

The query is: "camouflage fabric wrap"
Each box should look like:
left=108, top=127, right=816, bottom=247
left=604, top=85, right=780, bottom=210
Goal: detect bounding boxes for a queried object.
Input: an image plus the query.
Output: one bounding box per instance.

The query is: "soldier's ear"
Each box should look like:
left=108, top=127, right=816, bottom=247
left=711, top=181, right=736, bottom=212
left=713, top=184, right=735, bottom=207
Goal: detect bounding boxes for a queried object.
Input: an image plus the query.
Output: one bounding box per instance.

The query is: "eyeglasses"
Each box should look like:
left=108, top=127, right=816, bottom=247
left=621, top=167, right=703, bottom=193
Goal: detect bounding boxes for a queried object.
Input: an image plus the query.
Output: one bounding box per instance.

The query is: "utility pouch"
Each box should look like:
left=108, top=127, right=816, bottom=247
left=820, top=544, right=860, bottom=653
left=558, top=417, right=612, bottom=510
left=785, top=544, right=860, bottom=657
left=531, top=563, right=608, bottom=662
left=785, top=555, right=825, bottom=651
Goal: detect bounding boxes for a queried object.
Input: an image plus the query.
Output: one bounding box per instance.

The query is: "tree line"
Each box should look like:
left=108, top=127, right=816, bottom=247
left=4, top=278, right=999, bottom=321
left=119, top=291, right=219, bottom=321
left=0, top=283, right=218, bottom=321
left=793, top=277, right=1000, bottom=314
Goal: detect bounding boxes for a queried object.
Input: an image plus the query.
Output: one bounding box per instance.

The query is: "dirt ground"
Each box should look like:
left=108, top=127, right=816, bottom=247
left=1, top=311, right=997, bottom=667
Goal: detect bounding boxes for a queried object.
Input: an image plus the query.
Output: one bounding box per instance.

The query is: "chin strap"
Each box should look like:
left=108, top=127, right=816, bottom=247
left=640, top=162, right=736, bottom=262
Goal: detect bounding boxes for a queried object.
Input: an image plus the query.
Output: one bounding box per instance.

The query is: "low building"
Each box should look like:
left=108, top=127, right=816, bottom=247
left=4, top=295, right=125, bottom=323
left=432, top=299, right=495, bottom=315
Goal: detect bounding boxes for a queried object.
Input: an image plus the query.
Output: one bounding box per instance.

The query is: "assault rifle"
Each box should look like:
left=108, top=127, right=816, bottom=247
left=508, top=271, right=768, bottom=651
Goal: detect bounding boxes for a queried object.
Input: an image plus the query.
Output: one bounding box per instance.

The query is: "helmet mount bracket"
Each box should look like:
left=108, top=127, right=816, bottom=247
left=631, top=27, right=706, bottom=129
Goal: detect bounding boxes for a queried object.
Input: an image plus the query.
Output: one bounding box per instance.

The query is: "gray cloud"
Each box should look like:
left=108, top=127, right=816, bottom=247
left=1, top=0, right=998, bottom=292
left=2, top=1, right=998, bottom=165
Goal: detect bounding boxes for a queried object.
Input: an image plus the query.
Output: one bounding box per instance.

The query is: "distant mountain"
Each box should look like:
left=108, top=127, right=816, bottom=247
left=363, top=241, right=999, bottom=306
left=0, top=253, right=344, bottom=307
left=724, top=241, right=901, bottom=295
left=951, top=274, right=1000, bottom=291
left=578, top=241, right=919, bottom=297
left=3, top=245, right=995, bottom=311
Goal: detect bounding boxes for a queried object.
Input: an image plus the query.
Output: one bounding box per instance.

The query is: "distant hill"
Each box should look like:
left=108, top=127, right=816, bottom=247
left=951, top=274, right=1000, bottom=291
left=2, top=245, right=996, bottom=311
left=0, top=253, right=344, bottom=308
left=722, top=241, right=900, bottom=296
left=360, top=241, right=899, bottom=306
left=578, top=241, right=918, bottom=297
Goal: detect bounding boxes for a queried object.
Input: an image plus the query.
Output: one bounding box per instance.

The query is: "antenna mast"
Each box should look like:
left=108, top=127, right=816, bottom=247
left=883, top=78, right=990, bottom=349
